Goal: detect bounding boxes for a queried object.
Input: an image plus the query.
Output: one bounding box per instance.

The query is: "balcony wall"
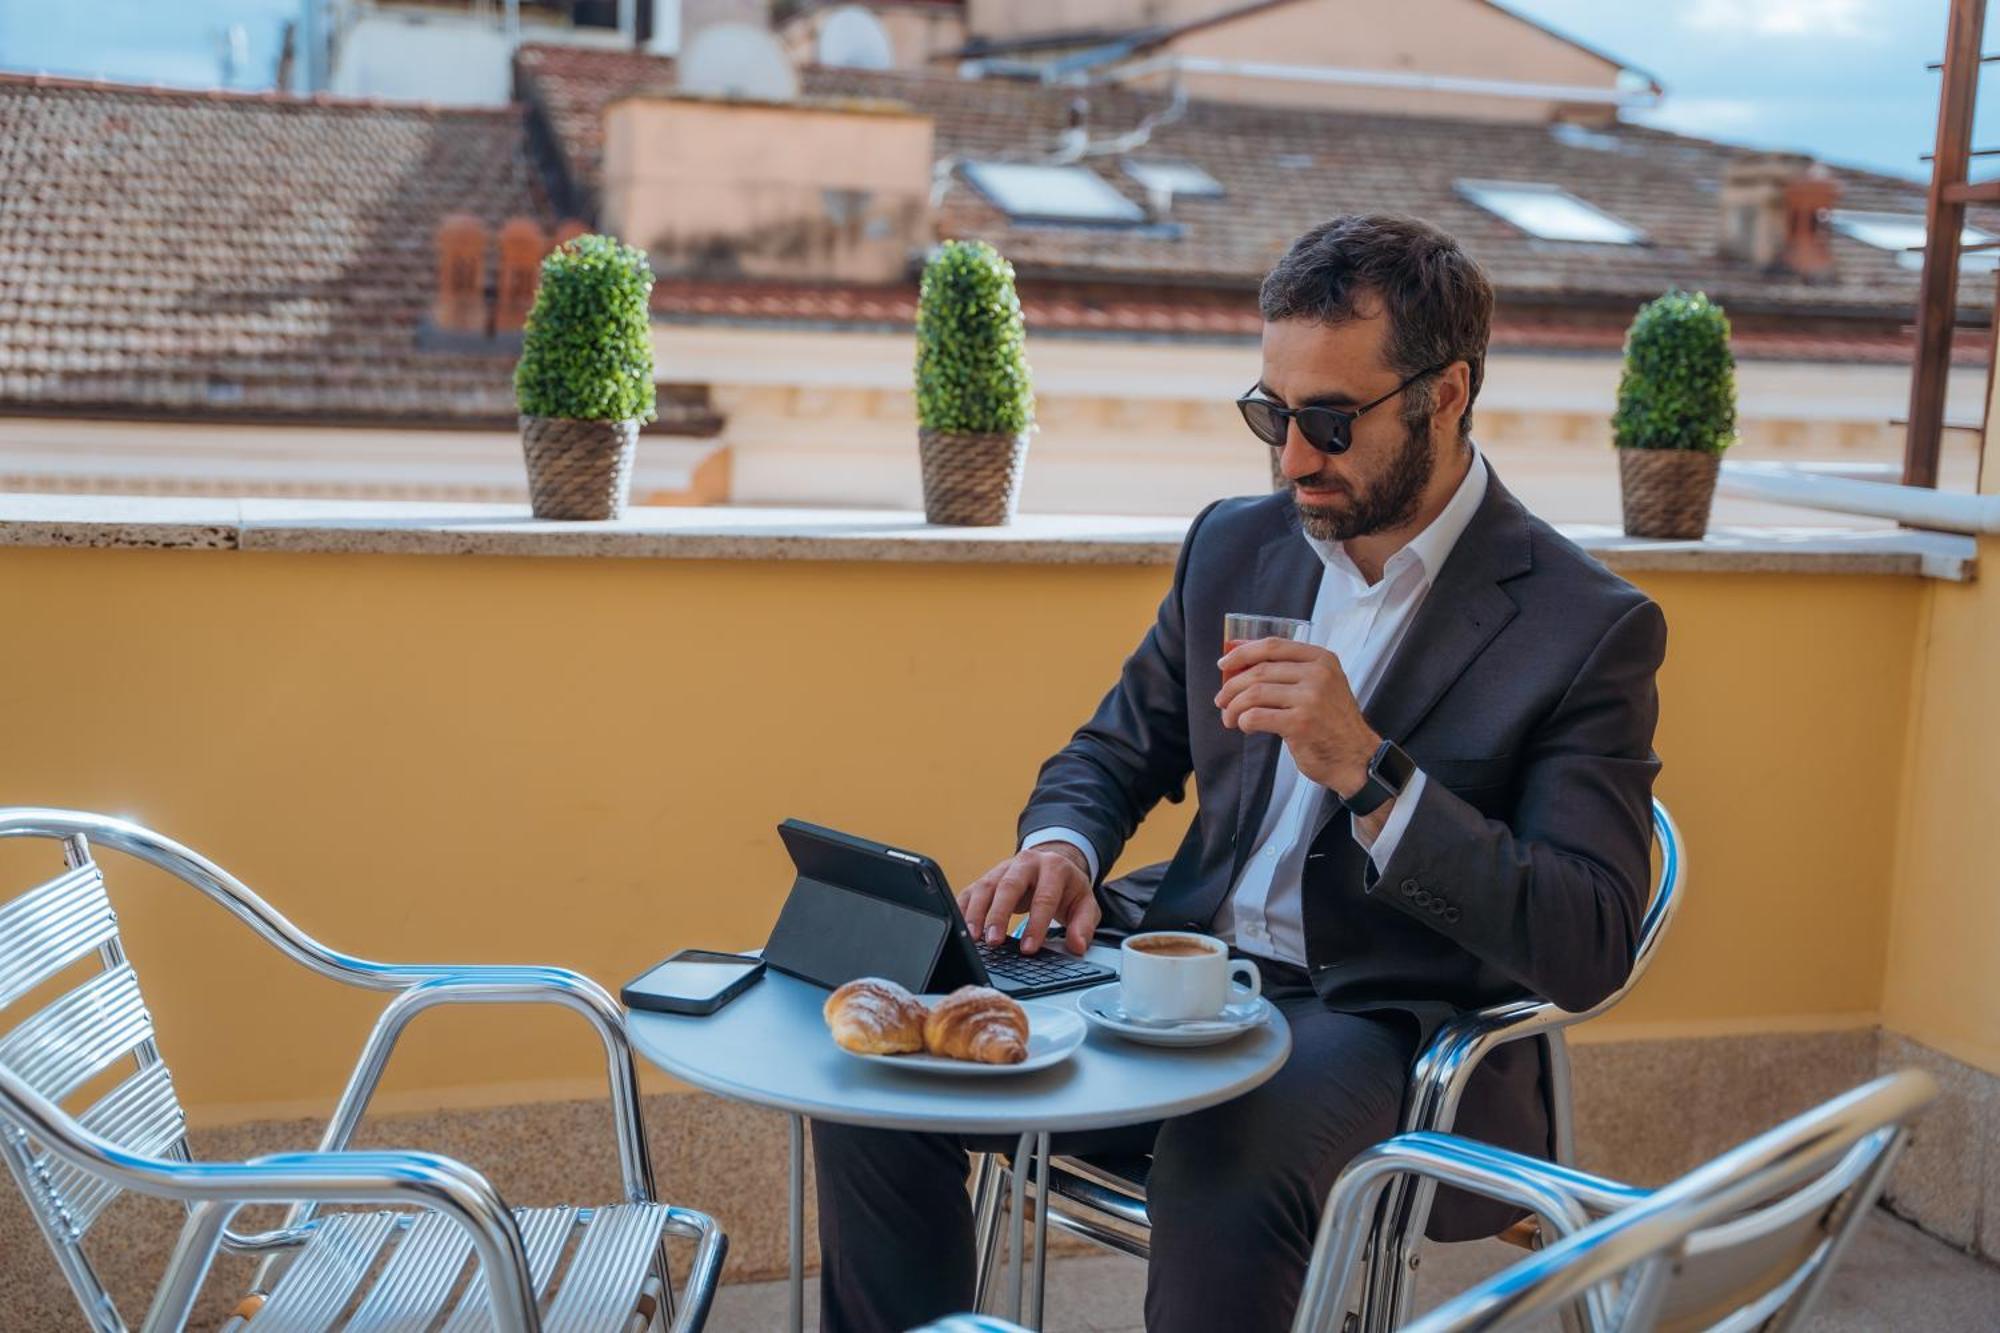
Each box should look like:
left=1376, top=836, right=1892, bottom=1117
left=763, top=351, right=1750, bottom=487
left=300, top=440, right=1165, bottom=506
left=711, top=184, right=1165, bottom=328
left=0, top=500, right=1994, bottom=1319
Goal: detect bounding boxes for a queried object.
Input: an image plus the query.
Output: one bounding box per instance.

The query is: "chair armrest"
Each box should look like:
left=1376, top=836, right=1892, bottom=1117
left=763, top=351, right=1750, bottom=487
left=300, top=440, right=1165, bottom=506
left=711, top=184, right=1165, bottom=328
left=271, top=968, right=654, bottom=1241
left=660, top=1204, right=729, bottom=1333
left=0, top=1067, right=543, bottom=1333
left=1290, top=1133, right=1647, bottom=1333
left=1404, top=996, right=1574, bottom=1136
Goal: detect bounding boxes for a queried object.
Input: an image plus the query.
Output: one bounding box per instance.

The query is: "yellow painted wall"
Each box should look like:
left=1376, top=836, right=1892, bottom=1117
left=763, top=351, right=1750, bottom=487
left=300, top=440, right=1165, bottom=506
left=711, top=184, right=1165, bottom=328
left=1884, top=540, right=2000, bottom=1076
left=0, top=548, right=1923, bottom=1122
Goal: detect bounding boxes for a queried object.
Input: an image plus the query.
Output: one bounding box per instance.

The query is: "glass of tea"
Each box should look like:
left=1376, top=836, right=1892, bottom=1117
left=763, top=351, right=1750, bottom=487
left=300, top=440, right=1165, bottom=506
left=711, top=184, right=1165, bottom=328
left=1221, top=612, right=1313, bottom=683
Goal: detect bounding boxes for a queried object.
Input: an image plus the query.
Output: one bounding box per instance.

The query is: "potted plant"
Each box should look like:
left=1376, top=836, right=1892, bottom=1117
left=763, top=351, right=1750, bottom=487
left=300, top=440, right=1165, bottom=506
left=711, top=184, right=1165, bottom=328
left=514, top=234, right=657, bottom=520
left=1613, top=289, right=1736, bottom=540
left=914, top=240, right=1035, bottom=526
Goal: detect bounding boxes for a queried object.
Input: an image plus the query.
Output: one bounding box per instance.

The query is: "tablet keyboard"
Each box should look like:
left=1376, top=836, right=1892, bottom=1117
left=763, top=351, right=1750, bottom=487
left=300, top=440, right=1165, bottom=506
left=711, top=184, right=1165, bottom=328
left=975, top=938, right=1114, bottom=996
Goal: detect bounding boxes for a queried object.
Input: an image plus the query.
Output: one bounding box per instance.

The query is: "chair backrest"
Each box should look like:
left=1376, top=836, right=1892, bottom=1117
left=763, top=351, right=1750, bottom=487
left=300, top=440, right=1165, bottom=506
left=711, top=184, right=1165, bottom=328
left=1405, top=1070, right=1937, bottom=1333
left=1574, top=798, right=1685, bottom=1024
left=0, top=830, right=191, bottom=1332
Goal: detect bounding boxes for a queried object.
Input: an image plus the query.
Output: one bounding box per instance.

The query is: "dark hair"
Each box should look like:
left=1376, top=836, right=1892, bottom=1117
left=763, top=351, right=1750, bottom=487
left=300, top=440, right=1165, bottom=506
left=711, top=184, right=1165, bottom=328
left=1258, top=214, right=1492, bottom=443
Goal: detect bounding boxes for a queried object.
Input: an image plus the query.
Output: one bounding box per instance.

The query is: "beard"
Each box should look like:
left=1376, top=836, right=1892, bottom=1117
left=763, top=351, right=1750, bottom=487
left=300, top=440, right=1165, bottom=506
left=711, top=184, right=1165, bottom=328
left=1292, top=412, right=1436, bottom=542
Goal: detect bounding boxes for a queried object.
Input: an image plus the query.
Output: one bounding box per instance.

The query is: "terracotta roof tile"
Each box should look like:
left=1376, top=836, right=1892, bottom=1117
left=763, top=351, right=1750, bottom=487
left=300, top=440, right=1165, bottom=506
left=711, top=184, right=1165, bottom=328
left=650, top=276, right=1989, bottom=363
left=519, top=42, right=1997, bottom=323
left=0, top=73, right=716, bottom=430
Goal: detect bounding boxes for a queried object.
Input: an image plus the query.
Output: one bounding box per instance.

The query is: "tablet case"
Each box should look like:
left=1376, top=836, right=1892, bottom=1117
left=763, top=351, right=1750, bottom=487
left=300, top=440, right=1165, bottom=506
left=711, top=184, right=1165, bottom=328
left=763, top=874, right=950, bottom=992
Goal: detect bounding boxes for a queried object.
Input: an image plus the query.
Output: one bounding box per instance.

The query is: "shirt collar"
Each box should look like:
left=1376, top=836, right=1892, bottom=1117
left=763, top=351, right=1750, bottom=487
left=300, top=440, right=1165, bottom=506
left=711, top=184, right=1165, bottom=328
left=1306, top=445, right=1490, bottom=590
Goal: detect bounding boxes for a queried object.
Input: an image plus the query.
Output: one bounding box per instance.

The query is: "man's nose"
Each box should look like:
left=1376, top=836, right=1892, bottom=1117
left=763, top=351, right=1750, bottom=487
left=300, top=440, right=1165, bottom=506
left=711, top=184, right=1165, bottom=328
left=1279, top=422, right=1321, bottom=481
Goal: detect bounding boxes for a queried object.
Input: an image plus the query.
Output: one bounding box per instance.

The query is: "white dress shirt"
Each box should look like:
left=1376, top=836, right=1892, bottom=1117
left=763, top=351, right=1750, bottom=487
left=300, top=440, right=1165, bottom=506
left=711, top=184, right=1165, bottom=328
left=1025, top=448, right=1490, bottom=966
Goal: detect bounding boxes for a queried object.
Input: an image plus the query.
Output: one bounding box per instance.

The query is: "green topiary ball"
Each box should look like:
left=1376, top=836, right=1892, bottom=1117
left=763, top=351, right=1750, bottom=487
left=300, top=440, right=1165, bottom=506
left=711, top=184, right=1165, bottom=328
left=514, top=234, right=658, bottom=424
left=1612, top=290, right=1736, bottom=453
left=914, top=240, right=1034, bottom=436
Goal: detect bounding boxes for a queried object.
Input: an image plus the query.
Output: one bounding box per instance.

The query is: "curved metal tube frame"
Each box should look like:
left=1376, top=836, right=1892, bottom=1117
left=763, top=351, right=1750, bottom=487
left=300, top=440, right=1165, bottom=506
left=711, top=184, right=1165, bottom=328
left=1360, top=800, right=1684, bottom=1332
left=1291, top=1132, right=1641, bottom=1333
left=0, top=1062, right=540, bottom=1332
left=0, top=809, right=698, bottom=1331
left=1392, top=1070, right=1934, bottom=1333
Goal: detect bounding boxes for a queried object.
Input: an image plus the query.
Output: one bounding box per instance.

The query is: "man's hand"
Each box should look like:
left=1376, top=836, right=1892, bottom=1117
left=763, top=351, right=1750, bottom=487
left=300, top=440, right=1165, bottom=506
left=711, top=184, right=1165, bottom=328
left=956, top=842, right=1100, bottom=956
left=1216, top=638, right=1380, bottom=798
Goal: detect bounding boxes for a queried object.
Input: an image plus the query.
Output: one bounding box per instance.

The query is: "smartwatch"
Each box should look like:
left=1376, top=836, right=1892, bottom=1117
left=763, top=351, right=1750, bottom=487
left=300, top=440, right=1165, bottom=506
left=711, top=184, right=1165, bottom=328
left=1337, top=739, right=1417, bottom=818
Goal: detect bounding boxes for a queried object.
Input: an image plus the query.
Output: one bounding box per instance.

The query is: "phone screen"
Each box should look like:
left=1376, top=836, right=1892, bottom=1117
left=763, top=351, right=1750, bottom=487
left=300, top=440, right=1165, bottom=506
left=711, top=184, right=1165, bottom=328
left=630, top=955, right=761, bottom=1002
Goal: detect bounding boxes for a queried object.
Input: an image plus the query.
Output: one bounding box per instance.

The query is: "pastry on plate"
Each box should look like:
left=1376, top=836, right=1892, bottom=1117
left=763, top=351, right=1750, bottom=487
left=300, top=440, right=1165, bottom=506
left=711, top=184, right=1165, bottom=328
left=824, top=977, right=927, bottom=1055
left=923, top=985, right=1029, bottom=1065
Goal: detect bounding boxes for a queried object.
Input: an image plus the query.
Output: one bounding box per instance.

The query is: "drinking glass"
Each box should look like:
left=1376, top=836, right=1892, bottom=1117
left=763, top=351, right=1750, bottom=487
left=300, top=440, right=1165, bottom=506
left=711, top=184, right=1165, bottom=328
left=1221, top=612, right=1312, bottom=684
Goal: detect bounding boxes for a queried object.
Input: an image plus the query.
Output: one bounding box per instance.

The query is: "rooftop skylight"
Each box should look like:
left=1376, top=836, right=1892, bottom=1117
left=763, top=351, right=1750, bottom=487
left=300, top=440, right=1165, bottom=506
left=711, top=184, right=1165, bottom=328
left=1832, top=210, right=1998, bottom=271
left=1122, top=159, right=1225, bottom=200
left=1456, top=179, right=1644, bottom=245
left=961, top=162, right=1145, bottom=225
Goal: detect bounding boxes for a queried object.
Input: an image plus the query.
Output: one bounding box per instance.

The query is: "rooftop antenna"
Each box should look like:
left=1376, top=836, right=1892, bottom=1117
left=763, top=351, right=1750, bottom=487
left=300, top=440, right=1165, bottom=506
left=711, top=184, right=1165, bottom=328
left=816, top=6, right=894, bottom=71
left=678, top=22, right=799, bottom=100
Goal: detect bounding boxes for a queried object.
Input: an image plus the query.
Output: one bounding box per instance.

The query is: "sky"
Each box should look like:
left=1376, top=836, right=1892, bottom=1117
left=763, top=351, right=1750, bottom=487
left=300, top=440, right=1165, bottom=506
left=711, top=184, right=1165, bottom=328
left=0, top=0, right=1984, bottom=183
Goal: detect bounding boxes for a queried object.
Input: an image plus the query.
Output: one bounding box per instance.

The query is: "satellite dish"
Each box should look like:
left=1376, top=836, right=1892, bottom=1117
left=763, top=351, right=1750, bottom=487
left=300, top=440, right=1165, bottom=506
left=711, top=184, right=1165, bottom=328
left=679, top=22, right=800, bottom=101
left=817, top=6, right=895, bottom=71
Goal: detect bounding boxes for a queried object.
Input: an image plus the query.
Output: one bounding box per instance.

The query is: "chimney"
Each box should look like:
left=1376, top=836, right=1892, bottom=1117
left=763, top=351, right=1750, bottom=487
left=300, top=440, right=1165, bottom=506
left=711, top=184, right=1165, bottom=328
left=495, top=217, right=551, bottom=332
left=1721, top=153, right=1840, bottom=276
left=432, top=213, right=490, bottom=335
left=1782, top=167, right=1841, bottom=278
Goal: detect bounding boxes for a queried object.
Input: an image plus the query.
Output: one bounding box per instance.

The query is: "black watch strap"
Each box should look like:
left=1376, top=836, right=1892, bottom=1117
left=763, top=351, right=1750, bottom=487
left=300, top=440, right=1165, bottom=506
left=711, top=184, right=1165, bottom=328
left=1338, top=739, right=1416, bottom=818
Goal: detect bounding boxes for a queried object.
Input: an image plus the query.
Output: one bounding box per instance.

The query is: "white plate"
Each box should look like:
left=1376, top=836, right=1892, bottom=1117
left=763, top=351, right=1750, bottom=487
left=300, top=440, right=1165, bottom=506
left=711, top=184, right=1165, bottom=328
left=842, top=999, right=1086, bottom=1076
left=1075, top=983, right=1272, bottom=1048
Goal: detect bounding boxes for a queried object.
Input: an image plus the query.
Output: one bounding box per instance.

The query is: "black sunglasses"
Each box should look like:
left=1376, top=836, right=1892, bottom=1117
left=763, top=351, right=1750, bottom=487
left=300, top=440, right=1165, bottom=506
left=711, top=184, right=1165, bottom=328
left=1236, top=365, right=1448, bottom=455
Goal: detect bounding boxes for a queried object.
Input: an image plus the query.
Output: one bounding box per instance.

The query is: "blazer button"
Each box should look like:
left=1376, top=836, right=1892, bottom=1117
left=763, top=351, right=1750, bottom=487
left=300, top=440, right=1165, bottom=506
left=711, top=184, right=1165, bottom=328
left=1429, top=900, right=1446, bottom=916
left=1413, top=889, right=1432, bottom=908
left=1400, top=879, right=1419, bottom=898
left=1444, top=907, right=1461, bottom=924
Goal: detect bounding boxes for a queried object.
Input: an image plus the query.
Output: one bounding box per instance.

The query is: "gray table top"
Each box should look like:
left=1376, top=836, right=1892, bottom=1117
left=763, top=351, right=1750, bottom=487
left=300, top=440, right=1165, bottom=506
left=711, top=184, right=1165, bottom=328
left=626, top=947, right=1292, bottom=1135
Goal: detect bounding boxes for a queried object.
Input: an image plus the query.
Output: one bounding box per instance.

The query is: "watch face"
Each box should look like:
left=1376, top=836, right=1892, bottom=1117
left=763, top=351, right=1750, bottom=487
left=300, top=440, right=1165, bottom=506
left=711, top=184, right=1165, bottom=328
left=1374, top=741, right=1418, bottom=792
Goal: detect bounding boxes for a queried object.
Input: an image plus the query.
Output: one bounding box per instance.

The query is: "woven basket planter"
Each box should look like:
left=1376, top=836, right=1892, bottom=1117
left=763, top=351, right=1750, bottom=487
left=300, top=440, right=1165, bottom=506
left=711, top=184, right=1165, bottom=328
left=1618, top=447, right=1720, bottom=540
left=521, top=416, right=639, bottom=520
left=919, top=428, right=1030, bottom=527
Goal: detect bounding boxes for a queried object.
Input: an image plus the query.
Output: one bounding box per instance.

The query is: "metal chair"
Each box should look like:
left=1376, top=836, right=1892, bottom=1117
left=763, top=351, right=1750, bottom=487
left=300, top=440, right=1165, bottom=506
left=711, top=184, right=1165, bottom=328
left=0, top=808, right=727, bottom=1333
left=1291, top=1069, right=1937, bottom=1332
left=971, top=799, right=1684, bottom=1332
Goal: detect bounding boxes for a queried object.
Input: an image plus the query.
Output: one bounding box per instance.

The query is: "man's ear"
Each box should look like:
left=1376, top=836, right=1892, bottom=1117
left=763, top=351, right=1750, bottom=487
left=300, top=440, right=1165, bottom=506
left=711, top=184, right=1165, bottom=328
left=1432, top=361, right=1473, bottom=437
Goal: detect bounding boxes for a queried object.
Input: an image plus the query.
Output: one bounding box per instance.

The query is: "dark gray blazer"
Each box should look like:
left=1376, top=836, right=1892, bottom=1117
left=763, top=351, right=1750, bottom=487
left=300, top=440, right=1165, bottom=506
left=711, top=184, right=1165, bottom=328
left=1018, top=468, right=1665, bottom=1234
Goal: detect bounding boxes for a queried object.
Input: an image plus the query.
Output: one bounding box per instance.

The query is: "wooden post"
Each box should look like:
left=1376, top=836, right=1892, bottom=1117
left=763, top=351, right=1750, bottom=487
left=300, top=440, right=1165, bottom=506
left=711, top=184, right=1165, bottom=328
left=1905, top=0, right=1987, bottom=488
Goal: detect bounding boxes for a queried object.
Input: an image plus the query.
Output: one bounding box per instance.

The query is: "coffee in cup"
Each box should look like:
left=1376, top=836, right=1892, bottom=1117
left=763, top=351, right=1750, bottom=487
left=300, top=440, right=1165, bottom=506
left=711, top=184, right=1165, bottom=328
left=1119, top=931, right=1261, bottom=1023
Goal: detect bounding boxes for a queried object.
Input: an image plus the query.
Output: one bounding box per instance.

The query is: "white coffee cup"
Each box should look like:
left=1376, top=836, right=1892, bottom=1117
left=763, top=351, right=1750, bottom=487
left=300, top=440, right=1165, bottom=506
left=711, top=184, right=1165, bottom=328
left=1118, top=931, right=1262, bottom=1023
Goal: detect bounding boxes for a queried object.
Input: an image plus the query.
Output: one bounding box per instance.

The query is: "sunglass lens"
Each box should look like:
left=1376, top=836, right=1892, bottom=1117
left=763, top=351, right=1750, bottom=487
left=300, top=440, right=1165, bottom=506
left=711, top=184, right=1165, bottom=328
left=1298, top=409, right=1350, bottom=454
left=1239, top=400, right=1288, bottom=447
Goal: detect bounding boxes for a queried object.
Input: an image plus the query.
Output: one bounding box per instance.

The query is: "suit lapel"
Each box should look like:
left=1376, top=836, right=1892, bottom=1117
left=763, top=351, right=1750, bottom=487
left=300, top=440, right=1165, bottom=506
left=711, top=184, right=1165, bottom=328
left=1308, top=475, right=1534, bottom=842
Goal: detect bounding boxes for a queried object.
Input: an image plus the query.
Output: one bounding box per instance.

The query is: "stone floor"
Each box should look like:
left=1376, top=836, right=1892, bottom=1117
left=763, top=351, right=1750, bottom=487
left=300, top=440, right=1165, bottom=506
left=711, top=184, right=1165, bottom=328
left=703, top=1208, right=2000, bottom=1332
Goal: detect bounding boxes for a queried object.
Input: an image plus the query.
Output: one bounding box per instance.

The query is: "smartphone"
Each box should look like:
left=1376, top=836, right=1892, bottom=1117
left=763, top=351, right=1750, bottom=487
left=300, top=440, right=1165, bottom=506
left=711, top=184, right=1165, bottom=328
left=621, top=950, right=766, bottom=1016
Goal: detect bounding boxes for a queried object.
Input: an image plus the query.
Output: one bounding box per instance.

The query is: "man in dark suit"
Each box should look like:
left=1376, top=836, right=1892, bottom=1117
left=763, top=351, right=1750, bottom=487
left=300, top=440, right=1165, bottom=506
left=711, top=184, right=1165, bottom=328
left=812, top=214, right=1665, bottom=1333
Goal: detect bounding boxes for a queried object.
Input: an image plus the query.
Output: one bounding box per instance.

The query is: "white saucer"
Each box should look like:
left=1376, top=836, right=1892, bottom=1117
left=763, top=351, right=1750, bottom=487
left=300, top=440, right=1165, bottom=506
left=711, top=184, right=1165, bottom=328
left=842, top=999, right=1086, bottom=1077
left=1074, top=983, right=1272, bottom=1048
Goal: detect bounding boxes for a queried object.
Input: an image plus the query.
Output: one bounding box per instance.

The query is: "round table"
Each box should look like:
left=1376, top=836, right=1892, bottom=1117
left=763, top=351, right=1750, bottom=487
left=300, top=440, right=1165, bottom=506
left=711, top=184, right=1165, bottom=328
left=626, top=947, right=1291, bottom=1332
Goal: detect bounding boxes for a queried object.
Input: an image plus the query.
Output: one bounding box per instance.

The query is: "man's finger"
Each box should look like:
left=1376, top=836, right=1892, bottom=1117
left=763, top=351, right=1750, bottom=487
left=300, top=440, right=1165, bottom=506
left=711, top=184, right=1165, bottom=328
left=957, top=863, right=1002, bottom=918
left=1219, top=637, right=1319, bottom=673
left=1063, top=888, right=1102, bottom=956
left=982, top=860, right=1033, bottom=943
left=1215, top=662, right=1309, bottom=709
left=1221, top=682, right=1301, bottom=730
left=1019, top=865, right=1069, bottom=954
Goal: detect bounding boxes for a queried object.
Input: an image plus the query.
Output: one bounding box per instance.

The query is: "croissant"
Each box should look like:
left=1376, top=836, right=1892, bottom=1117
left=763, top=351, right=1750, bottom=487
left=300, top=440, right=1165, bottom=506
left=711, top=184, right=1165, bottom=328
left=825, top=978, right=927, bottom=1055
left=924, top=986, right=1030, bottom=1065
